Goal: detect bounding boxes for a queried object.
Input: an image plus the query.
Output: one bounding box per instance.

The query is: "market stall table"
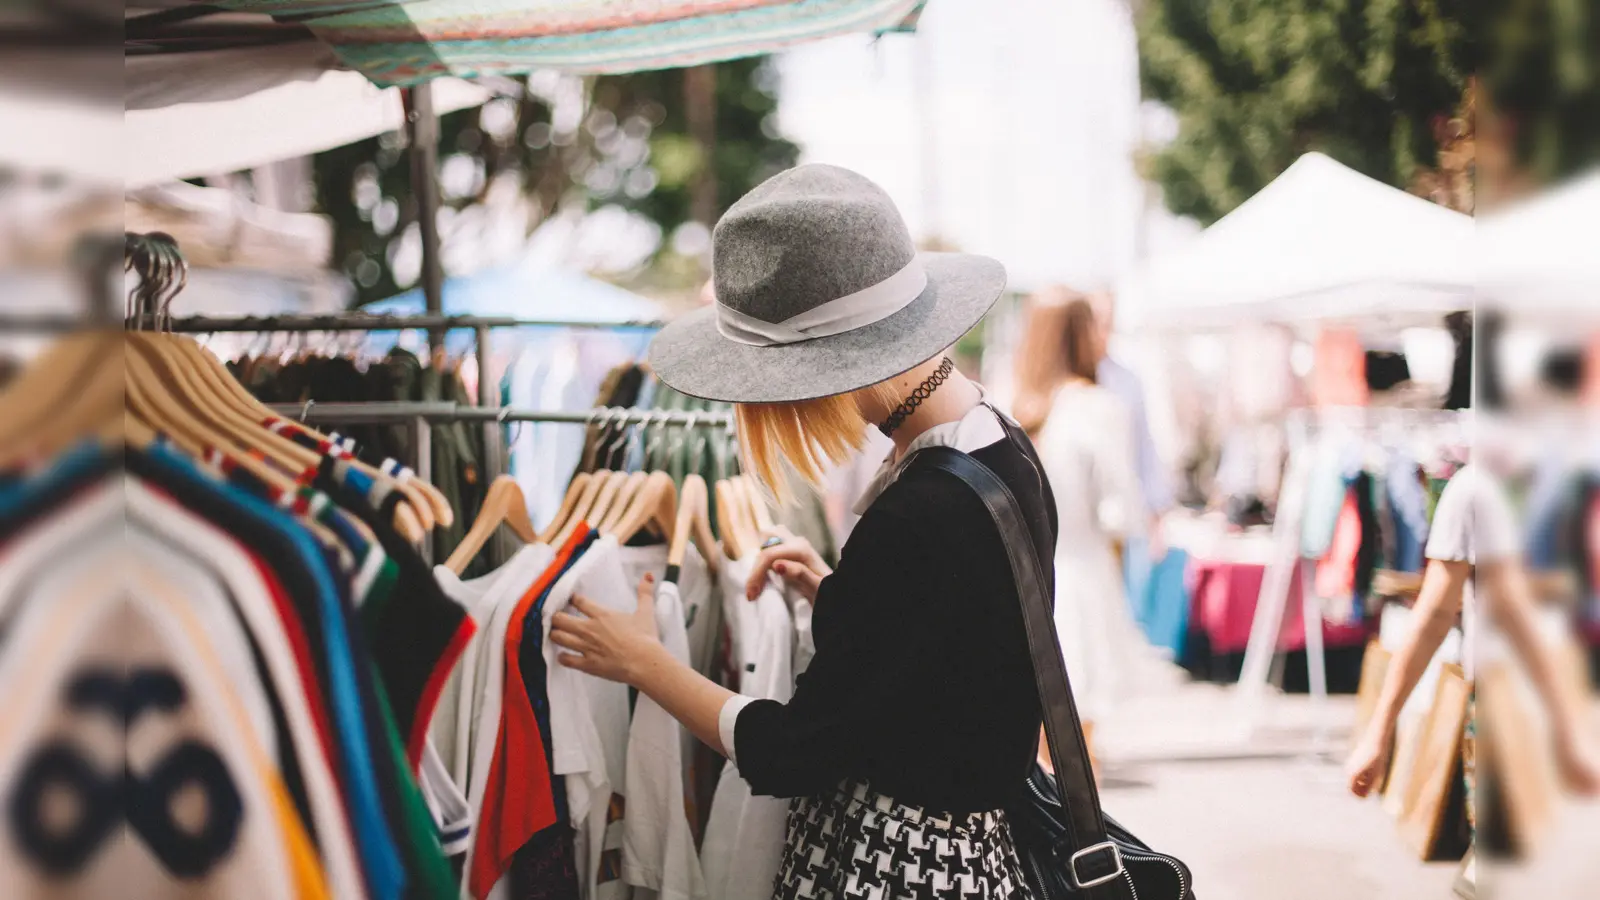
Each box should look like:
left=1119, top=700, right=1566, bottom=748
left=1179, top=529, right=1373, bottom=691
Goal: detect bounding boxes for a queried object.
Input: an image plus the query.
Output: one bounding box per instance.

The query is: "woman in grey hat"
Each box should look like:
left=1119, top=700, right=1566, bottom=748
left=551, top=164, right=1053, bottom=899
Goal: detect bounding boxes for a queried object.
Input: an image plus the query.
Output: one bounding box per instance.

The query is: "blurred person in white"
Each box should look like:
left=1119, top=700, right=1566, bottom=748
left=1346, top=443, right=1600, bottom=802
left=1088, top=289, right=1176, bottom=549
left=1012, top=290, right=1177, bottom=756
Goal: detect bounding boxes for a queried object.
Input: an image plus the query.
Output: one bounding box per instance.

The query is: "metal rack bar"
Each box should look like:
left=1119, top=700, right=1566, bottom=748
left=403, top=84, right=446, bottom=357
left=266, top=402, right=733, bottom=428
left=127, top=313, right=667, bottom=333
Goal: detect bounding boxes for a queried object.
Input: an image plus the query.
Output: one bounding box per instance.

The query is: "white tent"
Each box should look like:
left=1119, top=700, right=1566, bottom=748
left=1476, top=171, right=1600, bottom=323
left=1120, top=152, right=1474, bottom=332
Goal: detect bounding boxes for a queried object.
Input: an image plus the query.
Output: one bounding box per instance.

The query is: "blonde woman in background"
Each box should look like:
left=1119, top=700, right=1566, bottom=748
left=1014, top=288, right=1178, bottom=760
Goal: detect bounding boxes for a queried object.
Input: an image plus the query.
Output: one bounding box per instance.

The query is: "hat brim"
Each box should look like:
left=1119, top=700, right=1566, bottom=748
left=648, top=251, right=1006, bottom=403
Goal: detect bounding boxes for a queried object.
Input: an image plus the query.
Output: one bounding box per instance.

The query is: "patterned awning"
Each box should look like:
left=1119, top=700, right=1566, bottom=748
left=216, top=0, right=928, bottom=87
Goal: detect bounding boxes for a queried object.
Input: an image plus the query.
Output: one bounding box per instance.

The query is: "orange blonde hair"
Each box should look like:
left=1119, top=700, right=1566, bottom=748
left=735, top=382, right=901, bottom=504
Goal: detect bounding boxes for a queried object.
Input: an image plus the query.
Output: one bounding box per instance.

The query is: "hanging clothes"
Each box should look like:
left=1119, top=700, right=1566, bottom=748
left=699, top=552, right=795, bottom=900
left=1, top=436, right=469, bottom=900
left=623, top=576, right=709, bottom=900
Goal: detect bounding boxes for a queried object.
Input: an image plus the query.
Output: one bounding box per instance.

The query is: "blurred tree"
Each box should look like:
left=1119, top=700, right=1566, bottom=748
left=313, top=57, right=799, bottom=306
left=1479, top=0, right=1599, bottom=200
left=1135, top=0, right=1476, bottom=222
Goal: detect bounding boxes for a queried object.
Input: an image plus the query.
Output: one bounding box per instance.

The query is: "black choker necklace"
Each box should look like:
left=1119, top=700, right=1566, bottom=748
left=879, top=357, right=955, bottom=438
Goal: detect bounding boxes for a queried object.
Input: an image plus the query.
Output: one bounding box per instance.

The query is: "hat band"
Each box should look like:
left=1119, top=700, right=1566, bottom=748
left=715, top=257, right=928, bottom=347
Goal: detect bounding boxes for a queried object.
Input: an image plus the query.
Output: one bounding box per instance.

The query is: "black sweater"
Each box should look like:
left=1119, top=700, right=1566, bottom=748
left=734, top=417, right=1056, bottom=814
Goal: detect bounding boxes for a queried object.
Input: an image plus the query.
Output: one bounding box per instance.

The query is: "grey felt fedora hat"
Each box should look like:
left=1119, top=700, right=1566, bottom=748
left=648, top=164, right=1006, bottom=403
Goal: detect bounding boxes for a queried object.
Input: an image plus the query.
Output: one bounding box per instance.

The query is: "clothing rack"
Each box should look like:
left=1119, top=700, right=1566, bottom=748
left=266, top=402, right=731, bottom=428
left=148, top=311, right=668, bottom=494
left=265, top=400, right=733, bottom=499
left=146, top=313, right=668, bottom=333
left=1230, top=406, right=1465, bottom=753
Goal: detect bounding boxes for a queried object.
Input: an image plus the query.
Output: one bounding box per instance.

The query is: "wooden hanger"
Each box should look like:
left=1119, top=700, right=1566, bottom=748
left=611, top=471, right=676, bottom=544
left=714, top=477, right=754, bottom=560
left=0, top=332, right=123, bottom=469
left=599, top=411, right=672, bottom=538
left=539, top=472, right=591, bottom=544
left=125, top=341, right=411, bottom=552
left=154, top=330, right=446, bottom=532
left=443, top=475, right=538, bottom=574
left=126, top=240, right=442, bottom=535
left=130, top=335, right=427, bottom=544
left=597, top=471, right=648, bottom=535
left=742, top=474, right=775, bottom=534
left=543, top=408, right=618, bottom=541
left=563, top=410, right=637, bottom=540
left=129, top=333, right=321, bottom=470
left=577, top=470, right=628, bottom=536
left=552, top=471, right=608, bottom=545
left=731, top=476, right=763, bottom=546
left=669, top=473, right=720, bottom=571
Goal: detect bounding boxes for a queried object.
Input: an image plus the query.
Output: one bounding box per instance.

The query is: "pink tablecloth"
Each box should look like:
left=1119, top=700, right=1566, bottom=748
left=1187, top=557, right=1372, bottom=655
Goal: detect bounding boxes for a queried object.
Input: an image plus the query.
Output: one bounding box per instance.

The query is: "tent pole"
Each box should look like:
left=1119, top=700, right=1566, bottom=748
left=404, top=84, right=446, bottom=357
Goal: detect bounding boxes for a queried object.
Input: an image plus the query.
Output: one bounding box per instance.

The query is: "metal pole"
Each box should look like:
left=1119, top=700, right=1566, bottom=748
left=268, top=401, right=732, bottom=428
left=136, top=313, right=667, bottom=333
left=475, top=324, right=506, bottom=566
left=413, top=415, right=433, bottom=561
left=476, top=323, right=504, bottom=484
left=404, top=84, right=446, bottom=357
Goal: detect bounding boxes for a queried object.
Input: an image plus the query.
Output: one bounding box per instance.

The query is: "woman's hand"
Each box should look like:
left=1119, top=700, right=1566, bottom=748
left=1555, top=731, right=1600, bottom=796
left=747, top=526, right=832, bottom=603
left=1345, top=724, right=1393, bottom=798
left=550, top=573, right=666, bottom=686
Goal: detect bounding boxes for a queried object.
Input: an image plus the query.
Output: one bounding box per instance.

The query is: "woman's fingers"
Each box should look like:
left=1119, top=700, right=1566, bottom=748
left=551, top=610, right=594, bottom=637
left=635, top=573, right=656, bottom=619
left=747, top=544, right=816, bottom=600
left=774, top=561, right=824, bottom=601
left=557, top=651, right=600, bottom=674
left=548, top=623, right=594, bottom=653
left=569, top=593, right=611, bottom=619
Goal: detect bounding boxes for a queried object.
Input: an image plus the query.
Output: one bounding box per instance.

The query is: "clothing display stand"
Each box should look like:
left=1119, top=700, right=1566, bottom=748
left=1231, top=406, right=1464, bottom=756
left=1230, top=414, right=1328, bottom=750
left=267, top=401, right=733, bottom=559
left=144, top=311, right=667, bottom=504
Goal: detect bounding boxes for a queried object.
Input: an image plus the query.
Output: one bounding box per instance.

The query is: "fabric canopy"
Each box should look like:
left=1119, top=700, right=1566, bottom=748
left=1476, top=172, right=1600, bottom=323
left=216, top=0, right=928, bottom=87
left=125, top=71, right=489, bottom=187
left=1119, top=152, right=1474, bottom=333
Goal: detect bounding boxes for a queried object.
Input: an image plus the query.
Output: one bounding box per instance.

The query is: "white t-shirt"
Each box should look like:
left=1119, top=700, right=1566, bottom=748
left=700, top=553, right=794, bottom=900
left=617, top=541, right=720, bottom=677
left=1425, top=463, right=1520, bottom=565
left=421, top=737, right=474, bottom=858
left=439, top=543, right=557, bottom=893
left=624, top=579, right=709, bottom=900
left=1425, top=464, right=1521, bottom=679
left=787, top=587, right=816, bottom=678
left=541, top=535, right=638, bottom=900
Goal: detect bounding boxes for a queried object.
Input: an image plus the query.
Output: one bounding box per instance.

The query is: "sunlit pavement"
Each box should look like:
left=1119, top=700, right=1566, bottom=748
left=1093, top=684, right=1458, bottom=900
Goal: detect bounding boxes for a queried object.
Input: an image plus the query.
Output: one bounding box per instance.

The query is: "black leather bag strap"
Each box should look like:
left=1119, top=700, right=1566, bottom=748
left=916, top=446, right=1132, bottom=898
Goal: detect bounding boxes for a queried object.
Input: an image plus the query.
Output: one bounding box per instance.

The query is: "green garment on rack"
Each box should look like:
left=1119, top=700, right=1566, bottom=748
left=379, top=348, right=493, bottom=575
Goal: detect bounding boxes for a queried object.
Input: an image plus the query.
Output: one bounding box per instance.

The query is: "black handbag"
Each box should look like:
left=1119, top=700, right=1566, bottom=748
left=918, top=447, right=1196, bottom=900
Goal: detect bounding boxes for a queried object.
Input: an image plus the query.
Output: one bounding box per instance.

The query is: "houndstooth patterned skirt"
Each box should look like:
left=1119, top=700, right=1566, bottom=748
left=772, top=781, right=1032, bottom=900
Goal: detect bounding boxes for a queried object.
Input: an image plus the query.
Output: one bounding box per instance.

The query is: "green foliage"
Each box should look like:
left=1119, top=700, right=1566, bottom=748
left=1483, top=0, right=1600, bottom=181
left=313, top=57, right=798, bottom=307
left=1135, top=0, right=1473, bottom=223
